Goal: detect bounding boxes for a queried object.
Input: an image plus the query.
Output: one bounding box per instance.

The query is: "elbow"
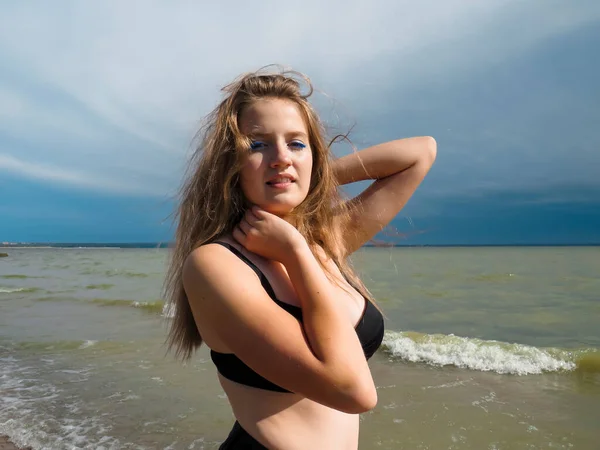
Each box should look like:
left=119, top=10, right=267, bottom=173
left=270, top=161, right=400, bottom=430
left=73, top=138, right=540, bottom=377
left=337, top=378, right=379, bottom=414
left=308, top=367, right=378, bottom=414
left=350, top=383, right=378, bottom=414
left=422, top=136, right=437, bottom=165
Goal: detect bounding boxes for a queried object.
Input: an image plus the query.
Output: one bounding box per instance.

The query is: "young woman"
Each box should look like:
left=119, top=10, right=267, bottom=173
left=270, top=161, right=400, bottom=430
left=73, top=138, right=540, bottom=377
left=164, top=69, right=436, bottom=449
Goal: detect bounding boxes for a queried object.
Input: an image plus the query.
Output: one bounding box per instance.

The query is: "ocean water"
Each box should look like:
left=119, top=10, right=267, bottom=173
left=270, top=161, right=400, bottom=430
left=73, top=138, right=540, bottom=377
left=0, top=246, right=598, bottom=449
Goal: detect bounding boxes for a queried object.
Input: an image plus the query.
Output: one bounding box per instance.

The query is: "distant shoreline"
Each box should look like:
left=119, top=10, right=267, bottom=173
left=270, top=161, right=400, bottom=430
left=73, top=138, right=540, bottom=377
left=1, top=243, right=599, bottom=249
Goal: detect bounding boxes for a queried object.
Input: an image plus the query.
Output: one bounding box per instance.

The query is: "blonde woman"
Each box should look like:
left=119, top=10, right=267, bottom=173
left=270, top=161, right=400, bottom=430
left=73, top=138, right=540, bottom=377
left=164, top=69, right=436, bottom=449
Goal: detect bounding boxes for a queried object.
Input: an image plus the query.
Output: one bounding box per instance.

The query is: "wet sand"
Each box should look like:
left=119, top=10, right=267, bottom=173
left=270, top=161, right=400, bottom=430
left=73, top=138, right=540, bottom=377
left=0, top=436, right=30, bottom=450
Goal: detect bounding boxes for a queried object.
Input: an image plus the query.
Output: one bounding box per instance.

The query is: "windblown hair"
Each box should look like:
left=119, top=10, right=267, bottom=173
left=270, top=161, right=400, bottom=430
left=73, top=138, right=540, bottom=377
left=164, top=67, right=376, bottom=360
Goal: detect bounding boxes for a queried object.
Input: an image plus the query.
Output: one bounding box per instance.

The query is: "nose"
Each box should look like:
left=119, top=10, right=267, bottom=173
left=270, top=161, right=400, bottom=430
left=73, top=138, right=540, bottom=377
left=269, top=140, right=292, bottom=168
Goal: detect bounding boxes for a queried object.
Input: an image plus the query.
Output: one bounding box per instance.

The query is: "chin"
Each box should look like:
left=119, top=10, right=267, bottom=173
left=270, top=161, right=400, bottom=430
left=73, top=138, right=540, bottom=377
left=257, top=198, right=305, bottom=217
left=261, top=203, right=296, bottom=216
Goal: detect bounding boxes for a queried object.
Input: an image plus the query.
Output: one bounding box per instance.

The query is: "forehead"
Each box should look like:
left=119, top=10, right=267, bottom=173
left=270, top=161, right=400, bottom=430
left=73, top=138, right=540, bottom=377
left=239, top=98, right=308, bottom=136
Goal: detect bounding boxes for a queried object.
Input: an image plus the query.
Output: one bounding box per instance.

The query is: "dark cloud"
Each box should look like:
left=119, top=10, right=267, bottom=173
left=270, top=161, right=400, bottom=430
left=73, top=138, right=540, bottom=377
left=330, top=17, right=600, bottom=201
left=385, top=185, right=600, bottom=245
left=0, top=174, right=173, bottom=243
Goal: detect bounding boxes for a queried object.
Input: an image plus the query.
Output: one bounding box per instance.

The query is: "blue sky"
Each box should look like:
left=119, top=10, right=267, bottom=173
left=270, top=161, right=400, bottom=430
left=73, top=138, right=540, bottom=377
left=1, top=1, right=599, bottom=245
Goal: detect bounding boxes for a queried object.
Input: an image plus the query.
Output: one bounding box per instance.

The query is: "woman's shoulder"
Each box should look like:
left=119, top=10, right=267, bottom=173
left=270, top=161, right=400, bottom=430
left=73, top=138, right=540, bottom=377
left=186, top=235, right=236, bottom=258
left=183, top=237, right=262, bottom=283
left=182, top=242, right=268, bottom=314
left=184, top=239, right=236, bottom=276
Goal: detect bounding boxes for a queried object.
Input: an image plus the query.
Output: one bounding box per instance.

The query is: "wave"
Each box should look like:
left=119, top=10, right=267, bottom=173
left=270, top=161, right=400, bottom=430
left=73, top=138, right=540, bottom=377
left=101, top=299, right=174, bottom=317
left=32, top=296, right=165, bottom=314
left=78, top=269, right=152, bottom=278
left=0, top=287, right=40, bottom=293
left=104, top=270, right=149, bottom=278
left=382, top=331, right=599, bottom=375
left=0, top=354, right=126, bottom=449
left=85, top=283, right=114, bottom=290
left=131, top=301, right=165, bottom=314
left=10, top=339, right=116, bottom=352
left=470, top=273, right=517, bottom=282
left=91, top=298, right=164, bottom=313
left=78, top=340, right=98, bottom=349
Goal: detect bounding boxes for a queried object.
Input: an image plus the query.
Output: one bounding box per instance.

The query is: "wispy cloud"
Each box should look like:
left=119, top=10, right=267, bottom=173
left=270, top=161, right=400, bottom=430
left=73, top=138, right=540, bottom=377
left=0, top=153, right=164, bottom=195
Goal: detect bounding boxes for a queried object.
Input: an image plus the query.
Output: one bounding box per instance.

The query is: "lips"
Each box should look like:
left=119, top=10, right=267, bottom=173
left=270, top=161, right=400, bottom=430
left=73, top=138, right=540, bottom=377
left=266, top=174, right=295, bottom=185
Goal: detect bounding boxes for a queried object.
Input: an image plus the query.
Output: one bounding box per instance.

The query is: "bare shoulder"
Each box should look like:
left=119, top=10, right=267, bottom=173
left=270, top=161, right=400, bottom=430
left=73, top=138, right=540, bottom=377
left=183, top=242, right=241, bottom=284
left=181, top=241, right=262, bottom=350
left=182, top=242, right=258, bottom=310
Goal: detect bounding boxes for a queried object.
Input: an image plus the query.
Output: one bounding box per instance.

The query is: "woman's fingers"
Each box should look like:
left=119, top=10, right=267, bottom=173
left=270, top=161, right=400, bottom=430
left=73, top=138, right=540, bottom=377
left=239, top=218, right=252, bottom=235
left=245, top=207, right=261, bottom=224
left=250, top=206, right=268, bottom=220
left=237, top=208, right=268, bottom=246
left=232, top=226, right=246, bottom=246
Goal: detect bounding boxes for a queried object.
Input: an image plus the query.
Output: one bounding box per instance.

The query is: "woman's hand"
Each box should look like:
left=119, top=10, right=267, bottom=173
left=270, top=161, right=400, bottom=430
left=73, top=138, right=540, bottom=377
left=233, top=206, right=305, bottom=263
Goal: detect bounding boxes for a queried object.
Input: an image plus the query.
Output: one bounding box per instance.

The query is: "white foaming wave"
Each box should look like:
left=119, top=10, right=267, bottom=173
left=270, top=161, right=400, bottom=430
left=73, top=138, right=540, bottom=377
left=0, top=356, right=136, bottom=450
left=131, top=301, right=161, bottom=308
left=78, top=340, right=98, bottom=349
left=0, top=287, right=26, bottom=293
left=382, top=331, right=577, bottom=375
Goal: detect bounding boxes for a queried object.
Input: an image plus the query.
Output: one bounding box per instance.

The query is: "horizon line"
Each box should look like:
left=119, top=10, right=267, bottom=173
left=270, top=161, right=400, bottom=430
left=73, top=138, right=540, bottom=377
left=2, top=242, right=599, bottom=248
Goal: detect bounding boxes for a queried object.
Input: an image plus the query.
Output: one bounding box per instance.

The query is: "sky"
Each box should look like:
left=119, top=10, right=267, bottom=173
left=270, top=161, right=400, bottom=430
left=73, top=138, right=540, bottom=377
left=1, top=1, right=599, bottom=245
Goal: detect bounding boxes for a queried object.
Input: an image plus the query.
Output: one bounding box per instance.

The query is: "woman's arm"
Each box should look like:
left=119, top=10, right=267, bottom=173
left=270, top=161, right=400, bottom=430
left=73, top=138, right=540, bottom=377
left=184, top=242, right=377, bottom=414
left=282, top=240, right=377, bottom=406
left=333, top=136, right=437, bottom=255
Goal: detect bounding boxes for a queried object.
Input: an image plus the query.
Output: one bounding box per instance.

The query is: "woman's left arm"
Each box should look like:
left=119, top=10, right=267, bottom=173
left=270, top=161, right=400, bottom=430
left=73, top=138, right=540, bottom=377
left=333, top=136, right=437, bottom=256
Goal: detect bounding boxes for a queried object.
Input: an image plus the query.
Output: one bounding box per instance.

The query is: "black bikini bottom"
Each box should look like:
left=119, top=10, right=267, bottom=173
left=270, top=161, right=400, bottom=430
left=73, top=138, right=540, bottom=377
left=219, top=421, right=268, bottom=449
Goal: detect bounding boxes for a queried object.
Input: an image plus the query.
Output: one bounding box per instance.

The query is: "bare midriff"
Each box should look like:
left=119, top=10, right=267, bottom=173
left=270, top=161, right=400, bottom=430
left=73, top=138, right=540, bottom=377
left=221, top=374, right=361, bottom=450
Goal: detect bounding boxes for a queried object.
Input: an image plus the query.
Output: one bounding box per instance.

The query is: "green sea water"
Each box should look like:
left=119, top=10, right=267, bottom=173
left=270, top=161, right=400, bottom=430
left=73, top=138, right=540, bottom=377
left=1, top=246, right=598, bottom=449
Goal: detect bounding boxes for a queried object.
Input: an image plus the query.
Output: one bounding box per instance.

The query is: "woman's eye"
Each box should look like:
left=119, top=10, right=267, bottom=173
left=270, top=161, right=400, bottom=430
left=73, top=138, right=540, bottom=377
left=249, top=141, right=266, bottom=151
left=289, top=141, right=306, bottom=149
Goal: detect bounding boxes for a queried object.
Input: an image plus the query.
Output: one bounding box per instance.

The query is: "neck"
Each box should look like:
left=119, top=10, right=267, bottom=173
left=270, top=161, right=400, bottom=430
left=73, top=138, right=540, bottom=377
left=279, top=213, right=297, bottom=227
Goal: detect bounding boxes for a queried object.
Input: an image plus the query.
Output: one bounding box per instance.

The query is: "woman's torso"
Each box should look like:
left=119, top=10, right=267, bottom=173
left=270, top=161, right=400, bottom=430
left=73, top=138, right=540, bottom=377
left=201, top=238, right=370, bottom=449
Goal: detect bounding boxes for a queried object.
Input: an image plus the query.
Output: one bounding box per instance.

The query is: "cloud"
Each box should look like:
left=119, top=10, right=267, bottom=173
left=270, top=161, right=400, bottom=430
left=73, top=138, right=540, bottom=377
left=0, top=0, right=598, bottom=196
left=0, top=153, right=163, bottom=195
left=388, top=185, right=600, bottom=245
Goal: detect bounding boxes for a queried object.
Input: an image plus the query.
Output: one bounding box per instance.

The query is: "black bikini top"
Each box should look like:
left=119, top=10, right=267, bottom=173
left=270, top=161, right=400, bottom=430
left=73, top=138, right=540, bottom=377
left=209, top=241, right=385, bottom=393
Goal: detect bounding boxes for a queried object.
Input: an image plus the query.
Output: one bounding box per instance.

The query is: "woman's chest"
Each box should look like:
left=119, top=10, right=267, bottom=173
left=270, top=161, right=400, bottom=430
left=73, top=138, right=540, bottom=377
left=257, top=256, right=366, bottom=327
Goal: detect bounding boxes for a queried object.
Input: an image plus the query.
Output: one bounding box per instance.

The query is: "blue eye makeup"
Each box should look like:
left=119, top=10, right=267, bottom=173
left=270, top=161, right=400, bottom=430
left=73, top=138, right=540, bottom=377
left=248, top=139, right=306, bottom=151
left=289, top=141, right=306, bottom=149
left=249, top=141, right=266, bottom=151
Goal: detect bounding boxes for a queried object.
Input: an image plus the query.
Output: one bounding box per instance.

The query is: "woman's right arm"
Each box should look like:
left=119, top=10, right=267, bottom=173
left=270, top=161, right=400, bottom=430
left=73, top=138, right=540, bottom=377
left=182, top=241, right=377, bottom=414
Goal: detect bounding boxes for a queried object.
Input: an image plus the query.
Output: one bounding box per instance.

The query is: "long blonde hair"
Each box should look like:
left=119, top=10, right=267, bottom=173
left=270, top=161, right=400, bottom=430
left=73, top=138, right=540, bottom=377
left=164, top=67, right=375, bottom=360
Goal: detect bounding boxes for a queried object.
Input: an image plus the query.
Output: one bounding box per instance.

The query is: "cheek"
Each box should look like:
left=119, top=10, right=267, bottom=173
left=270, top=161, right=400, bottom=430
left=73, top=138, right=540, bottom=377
left=243, top=154, right=264, bottom=173
left=301, top=152, right=314, bottom=186
left=239, top=157, right=264, bottom=192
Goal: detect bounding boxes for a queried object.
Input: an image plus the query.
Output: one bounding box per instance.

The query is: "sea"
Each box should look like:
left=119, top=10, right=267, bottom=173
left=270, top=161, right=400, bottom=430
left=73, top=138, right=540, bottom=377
left=0, top=246, right=598, bottom=449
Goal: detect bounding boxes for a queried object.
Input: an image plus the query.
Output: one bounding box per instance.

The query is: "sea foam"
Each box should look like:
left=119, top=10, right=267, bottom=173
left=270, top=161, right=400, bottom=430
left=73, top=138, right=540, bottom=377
left=381, top=331, right=597, bottom=375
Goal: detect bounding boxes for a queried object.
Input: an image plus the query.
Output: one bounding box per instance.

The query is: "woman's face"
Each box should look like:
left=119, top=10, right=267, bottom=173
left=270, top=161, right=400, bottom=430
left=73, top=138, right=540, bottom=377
left=238, top=98, right=313, bottom=217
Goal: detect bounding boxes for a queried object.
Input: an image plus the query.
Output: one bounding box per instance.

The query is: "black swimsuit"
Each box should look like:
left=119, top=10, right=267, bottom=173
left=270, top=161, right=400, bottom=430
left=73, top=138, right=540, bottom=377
left=211, top=241, right=385, bottom=448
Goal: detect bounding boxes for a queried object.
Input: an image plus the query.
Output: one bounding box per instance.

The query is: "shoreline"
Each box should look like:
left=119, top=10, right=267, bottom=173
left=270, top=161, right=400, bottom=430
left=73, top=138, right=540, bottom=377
left=0, top=436, right=31, bottom=450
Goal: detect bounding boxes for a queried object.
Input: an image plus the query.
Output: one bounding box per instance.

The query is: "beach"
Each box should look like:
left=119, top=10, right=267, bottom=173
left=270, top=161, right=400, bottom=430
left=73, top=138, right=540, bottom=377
left=1, top=246, right=599, bottom=449
left=0, top=436, right=16, bottom=450
left=0, top=436, right=29, bottom=450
